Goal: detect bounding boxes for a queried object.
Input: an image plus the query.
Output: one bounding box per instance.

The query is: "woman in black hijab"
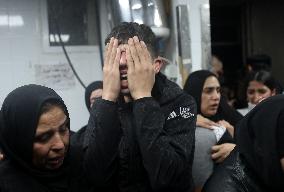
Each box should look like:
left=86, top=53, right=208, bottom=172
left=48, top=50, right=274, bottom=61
left=184, top=70, right=243, bottom=162
left=184, top=70, right=242, bottom=129
left=203, top=94, right=284, bottom=192
left=0, top=84, right=94, bottom=192
left=85, top=81, right=103, bottom=111
left=72, top=81, right=103, bottom=147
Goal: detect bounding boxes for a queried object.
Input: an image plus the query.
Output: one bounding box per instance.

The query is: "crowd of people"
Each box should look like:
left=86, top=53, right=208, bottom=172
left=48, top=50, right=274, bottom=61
left=0, top=22, right=283, bottom=192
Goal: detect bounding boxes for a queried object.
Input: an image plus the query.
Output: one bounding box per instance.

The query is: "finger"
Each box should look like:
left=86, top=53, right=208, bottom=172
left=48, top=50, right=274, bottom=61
left=126, top=44, right=134, bottom=74
left=105, top=37, right=114, bottom=67
left=211, top=121, right=220, bottom=127
left=140, top=40, right=152, bottom=66
left=114, top=47, right=121, bottom=71
left=211, top=145, right=221, bottom=152
left=109, top=39, right=119, bottom=69
left=133, top=36, right=144, bottom=66
left=128, top=37, right=140, bottom=69
left=201, top=122, right=213, bottom=129
left=211, top=151, right=221, bottom=160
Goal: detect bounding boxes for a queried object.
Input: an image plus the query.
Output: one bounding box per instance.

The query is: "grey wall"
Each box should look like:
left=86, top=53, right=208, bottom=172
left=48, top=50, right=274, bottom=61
left=0, top=0, right=103, bottom=131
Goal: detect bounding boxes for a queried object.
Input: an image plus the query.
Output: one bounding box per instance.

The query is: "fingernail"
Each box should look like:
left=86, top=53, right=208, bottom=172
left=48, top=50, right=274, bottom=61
left=141, top=41, right=146, bottom=47
left=128, top=38, right=134, bottom=45
left=133, top=36, right=139, bottom=42
left=113, top=39, right=118, bottom=46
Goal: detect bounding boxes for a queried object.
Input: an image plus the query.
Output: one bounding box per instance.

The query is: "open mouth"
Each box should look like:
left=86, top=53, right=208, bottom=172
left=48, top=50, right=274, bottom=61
left=48, top=156, right=64, bottom=166
left=120, top=75, right=127, bottom=80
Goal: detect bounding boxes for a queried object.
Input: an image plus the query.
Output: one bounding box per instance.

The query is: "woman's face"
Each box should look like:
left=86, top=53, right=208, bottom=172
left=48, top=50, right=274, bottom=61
left=201, top=76, right=221, bottom=117
left=33, top=106, right=69, bottom=170
left=247, top=80, right=275, bottom=105
left=90, top=88, right=103, bottom=108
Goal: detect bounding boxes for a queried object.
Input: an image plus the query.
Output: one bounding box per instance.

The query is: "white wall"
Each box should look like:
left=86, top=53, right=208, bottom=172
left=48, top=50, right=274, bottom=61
left=164, top=0, right=210, bottom=86
left=0, top=0, right=102, bottom=131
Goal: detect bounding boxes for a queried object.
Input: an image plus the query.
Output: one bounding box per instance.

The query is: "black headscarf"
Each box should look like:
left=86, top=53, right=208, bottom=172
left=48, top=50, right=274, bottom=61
left=183, top=70, right=242, bottom=126
left=0, top=84, right=70, bottom=191
left=84, top=81, right=103, bottom=111
left=236, top=95, right=284, bottom=190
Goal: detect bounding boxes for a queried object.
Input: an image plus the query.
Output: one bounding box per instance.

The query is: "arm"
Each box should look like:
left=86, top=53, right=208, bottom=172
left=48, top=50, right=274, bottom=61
left=133, top=95, right=197, bottom=190
left=83, top=98, right=122, bottom=186
left=83, top=37, right=122, bottom=186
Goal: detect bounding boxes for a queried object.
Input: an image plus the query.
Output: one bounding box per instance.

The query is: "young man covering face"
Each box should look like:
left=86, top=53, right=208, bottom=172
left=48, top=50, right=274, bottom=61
left=84, top=22, right=197, bottom=192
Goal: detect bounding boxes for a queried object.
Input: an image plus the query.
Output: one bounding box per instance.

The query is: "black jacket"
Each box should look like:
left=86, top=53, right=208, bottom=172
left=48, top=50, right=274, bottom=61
left=84, top=73, right=197, bottom=192
left=202, top=95, right=284, bottom=192
left=202, top=149, right=266, bottom=192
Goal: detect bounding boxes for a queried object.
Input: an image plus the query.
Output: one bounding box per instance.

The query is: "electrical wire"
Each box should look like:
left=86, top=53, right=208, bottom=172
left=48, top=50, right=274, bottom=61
left=94, top=0, right=104, bottom=68
left=49, top=0, right=86, bottom=89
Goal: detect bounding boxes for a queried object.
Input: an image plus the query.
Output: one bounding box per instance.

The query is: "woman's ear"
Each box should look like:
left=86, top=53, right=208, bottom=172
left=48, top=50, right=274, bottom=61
left=153, top=56, right=164, bottom=74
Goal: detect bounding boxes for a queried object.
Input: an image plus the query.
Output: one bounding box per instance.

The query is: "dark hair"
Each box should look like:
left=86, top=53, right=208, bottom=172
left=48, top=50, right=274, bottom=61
left=105, top=22, right=158, bottom=58
left=246, top=54, right=272, bottom=72
left=247, top=70, right=277, bottom=92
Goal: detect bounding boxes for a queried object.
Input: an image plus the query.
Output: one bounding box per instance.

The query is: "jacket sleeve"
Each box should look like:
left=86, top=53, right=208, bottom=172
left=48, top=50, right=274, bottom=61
left=83, top=98, right=122, bottom=186
left=133, top=95, right=197, bottom=190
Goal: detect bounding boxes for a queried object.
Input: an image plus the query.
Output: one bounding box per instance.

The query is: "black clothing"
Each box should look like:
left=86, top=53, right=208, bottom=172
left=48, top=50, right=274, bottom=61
left=203, top=95, right=284, bottom=192
left=0, top=84, right=93, bottom=192
left=85, top=73, right=197, bottom=192
left=78, top=81, right=103, bottom=148
left=202, top=149, right=266, bottom=192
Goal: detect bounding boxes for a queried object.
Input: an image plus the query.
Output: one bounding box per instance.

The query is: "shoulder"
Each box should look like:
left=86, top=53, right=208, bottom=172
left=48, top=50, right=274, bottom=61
left=0, top=161, right=29, bottom=190
left=0, top=161, right=48, bottom=192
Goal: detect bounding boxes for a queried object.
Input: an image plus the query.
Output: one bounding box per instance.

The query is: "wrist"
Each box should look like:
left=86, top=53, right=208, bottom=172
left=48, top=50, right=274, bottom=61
left=102, top=92, right=118, bottom=102
left=132, top=92, right=152, bottom=100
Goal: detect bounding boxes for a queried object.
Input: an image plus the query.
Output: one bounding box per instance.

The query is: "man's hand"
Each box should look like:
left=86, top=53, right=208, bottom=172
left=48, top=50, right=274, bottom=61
left=196, top=114, right=219, bottom=129
left=102, top=37, right=121, bottom=102
left=211, top=143, right=235, bottom=163
left=217, top=120, right=234, bottom=137
left=126, top=36, right=155, bottom=100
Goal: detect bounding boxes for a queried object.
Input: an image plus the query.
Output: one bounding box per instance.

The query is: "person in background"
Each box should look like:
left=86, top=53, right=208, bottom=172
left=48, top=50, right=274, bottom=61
left=210, top=55, right=236, bottom=108
left=203, top=95, right=284, bottom=192
left=210, top=55, right=224, bottom=79
left=238, top=70, right=279, bottom=116
left=85, top=81, right=103, bottom=111
left=246, top=54, right=272, bottom=72
left=84, top=22, right=197, bottom=192
left=71, top=81, right=103, bottom=148
left=235, top=54, right=272, bottom=109
left=184, top=70, right=243, bottom=191
left=0, top=84, right=97, bottom=191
